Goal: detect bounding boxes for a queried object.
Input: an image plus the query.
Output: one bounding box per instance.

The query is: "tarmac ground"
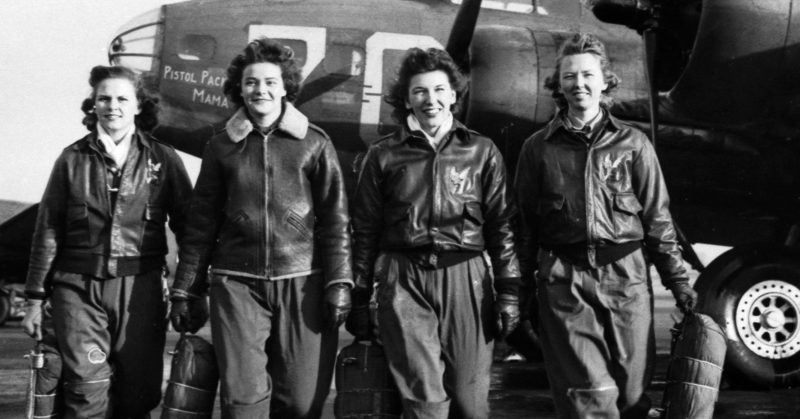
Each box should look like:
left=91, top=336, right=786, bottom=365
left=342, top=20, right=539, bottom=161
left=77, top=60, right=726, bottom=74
left=1, top=293, right=799, bottom=418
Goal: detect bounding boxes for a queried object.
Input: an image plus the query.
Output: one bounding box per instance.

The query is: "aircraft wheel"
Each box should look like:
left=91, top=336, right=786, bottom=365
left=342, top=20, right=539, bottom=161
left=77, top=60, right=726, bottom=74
left=0, top=293, right=10, bottom=326
left=695, top=245, right=800, bottom=389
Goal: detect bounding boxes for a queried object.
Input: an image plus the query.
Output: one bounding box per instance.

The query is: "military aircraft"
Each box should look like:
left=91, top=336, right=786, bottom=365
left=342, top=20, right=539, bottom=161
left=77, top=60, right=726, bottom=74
left=1, top=0, right=796, bottom=390
left=585, top=0, right=800, bottom=389
left=433, top=0, right=800, bottom=390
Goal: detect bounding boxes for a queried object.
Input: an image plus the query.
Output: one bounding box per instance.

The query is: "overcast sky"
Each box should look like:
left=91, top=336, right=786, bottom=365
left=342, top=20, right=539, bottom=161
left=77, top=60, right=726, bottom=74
left=0, top=0, right=196, bottom=204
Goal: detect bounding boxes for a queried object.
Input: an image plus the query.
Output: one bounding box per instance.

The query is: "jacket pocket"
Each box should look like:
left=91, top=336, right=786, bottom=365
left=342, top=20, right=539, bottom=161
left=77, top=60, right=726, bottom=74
left=536, top=195, right=568, bottom=239
left=285, top=209, right=312, bottom=240
left=536, top=195, right=565, bottom=216
left=141, top=205, right=167, bottom=250
left=143, top=205, right=166, bottom=223
left=219, top=210, right=255, bottom=243
left=382, top=203, right=411, bottom=243
left=461, top=201, right=484, bottom=245
left=383, top=203, right=410, bottom=226
left=463, top=202, right=484, bottom=225
left=613, top=193, right=642, bottom=215
left=612, top=193, right=644, bottom=237
left=65, top=203, right=91, bottom=247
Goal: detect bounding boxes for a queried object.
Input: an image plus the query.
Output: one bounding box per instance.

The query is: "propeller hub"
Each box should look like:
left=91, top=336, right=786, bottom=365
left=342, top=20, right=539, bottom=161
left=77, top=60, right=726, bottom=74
left=592, top=0, right=655, bottom=31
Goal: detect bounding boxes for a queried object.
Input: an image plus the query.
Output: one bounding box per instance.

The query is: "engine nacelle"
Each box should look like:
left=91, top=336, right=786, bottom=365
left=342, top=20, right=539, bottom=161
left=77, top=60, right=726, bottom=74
left=668, top=0, right=800, bottom=125
left=465, top=26, right=554, bottom=175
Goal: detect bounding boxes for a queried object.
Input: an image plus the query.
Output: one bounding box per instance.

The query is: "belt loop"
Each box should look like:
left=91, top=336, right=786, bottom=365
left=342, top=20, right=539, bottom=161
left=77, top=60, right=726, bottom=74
left=107, top=258, right=118, bottom=277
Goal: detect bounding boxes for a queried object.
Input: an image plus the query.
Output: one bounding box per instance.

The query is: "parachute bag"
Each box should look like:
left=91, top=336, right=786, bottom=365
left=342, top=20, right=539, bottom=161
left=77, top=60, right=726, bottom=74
left=334, top=339, right=402, bottom=418
left=662, top=311, right=727, bottom=419
left=161, top=334, right=219, bottom=419
left=25, top=332, right=64, bottom=419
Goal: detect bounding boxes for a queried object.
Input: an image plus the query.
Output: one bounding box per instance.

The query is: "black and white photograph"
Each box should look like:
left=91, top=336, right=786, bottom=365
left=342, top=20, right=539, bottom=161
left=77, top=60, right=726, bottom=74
left=1, top=1, right=799, bottom=418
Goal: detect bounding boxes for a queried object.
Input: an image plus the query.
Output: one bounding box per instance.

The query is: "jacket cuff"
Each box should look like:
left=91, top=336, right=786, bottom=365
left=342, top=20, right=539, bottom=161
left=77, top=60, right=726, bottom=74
left=494, top=277, right=521, bottom=297
left=664, top=277, right=690, bottom=290
left=325, top=278, right=354, bottom=288
left=173, top=265, right=209, bottom=296
left=24, top=290, right=47, bottom=300
left=169, top=288, right=205, bottom=301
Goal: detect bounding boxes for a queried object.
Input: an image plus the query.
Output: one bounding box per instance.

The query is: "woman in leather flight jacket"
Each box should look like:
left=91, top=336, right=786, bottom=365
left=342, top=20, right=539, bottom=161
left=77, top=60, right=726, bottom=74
left=21, top=65, right=193, bottom=418
left=168, top=38, right=353, bottom=418
left=515, top=34, right=698, bottom=419
left=349, top=48, right=521, bottom=419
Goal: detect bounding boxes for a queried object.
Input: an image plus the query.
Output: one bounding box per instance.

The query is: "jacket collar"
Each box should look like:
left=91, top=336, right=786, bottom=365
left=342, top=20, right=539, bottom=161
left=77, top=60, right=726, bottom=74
left=225, top=102, right=309, bottom=143
left=398, top=117, right=471, bottom=144
left=543, top=107, right=622, bottom=141
left=83, top=128, right=153, bottom=153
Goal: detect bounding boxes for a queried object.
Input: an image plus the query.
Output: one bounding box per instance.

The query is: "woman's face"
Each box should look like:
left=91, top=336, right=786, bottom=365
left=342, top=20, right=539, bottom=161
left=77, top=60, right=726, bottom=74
left=241, top=62, right=287, bottom=123
left=94, top=77, right=140, bottom=137
left=558, top=53, right=608, bottom=117
left=405, top=70, right=456, bottom=134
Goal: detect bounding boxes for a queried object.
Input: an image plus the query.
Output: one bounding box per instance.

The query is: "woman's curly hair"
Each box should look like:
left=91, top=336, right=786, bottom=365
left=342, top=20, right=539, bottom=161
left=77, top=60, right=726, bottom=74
left=384, top=48, right=468, bottom=123
left=223, top=37, right=302, bottom=107
left=544, top=33, right=620, bottom=109
left=81, top=65, right=159, bottom=131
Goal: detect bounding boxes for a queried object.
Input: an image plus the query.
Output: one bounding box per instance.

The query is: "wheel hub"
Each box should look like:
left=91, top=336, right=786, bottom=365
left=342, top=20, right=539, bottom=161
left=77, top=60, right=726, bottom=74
left=736, top=279, right=800, bottom=359
left=762, top=309, right=786, bottom=329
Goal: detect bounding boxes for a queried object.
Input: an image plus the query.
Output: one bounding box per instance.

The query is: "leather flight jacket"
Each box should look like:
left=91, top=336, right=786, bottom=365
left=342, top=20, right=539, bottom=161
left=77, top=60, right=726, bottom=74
left=515, top=111, right=688, bottom=286
left=25, top=130, right=193, bottom=299
left=173, top=104, right=353, bottom=296
left=351, top=120, right=520, bottom=288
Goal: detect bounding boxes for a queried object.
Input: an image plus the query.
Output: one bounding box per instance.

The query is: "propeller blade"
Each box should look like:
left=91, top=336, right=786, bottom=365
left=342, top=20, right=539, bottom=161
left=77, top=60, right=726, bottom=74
left=446, top=0, right=483, bottom=72
left=643, top=26, right=659, bottom=147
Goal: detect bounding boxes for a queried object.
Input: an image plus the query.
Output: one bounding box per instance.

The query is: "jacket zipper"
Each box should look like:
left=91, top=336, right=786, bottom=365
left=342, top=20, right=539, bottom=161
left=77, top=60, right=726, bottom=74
left=263, top=132, right=271, bottom=278
left=430, top=138, right=441, bottom=251
left=583, top=125, right=609, bottom=267
left=584, top=139, right=596, bottom=264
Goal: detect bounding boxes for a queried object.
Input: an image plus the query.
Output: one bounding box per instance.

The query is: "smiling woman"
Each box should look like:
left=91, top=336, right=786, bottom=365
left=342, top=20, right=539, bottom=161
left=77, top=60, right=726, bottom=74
left=240, top=62, right=287, bottom=128
left=19, top=61, right=194, bottom=417
left=86, top=68, right=143, bottom=144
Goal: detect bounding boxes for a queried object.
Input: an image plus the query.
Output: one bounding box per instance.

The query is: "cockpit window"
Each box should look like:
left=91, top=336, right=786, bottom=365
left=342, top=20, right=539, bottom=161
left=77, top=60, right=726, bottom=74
left=449, top=0, right=534, bottom=14
left=177, top=35, right=216, bottom=61
left=108, top=8, right=163, bottom=73
left=325, top=44, right=365, bottom=76
left=537, top=0, right=581, bottom=16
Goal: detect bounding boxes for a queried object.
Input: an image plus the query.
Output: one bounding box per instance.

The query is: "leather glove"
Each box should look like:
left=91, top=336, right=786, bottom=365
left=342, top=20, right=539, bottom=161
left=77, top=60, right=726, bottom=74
left=518, top=279, right=537, bottom=322
left=345, top=286, right=372, bottom=340
left=494, top=293, right=520, bottom=339
left=21, top=299, right=43, bottom=341
left=324, top=283, right=352, bottom=331
left=669, top=281, right=698, bottom=314
left=345, top=304, right=372, bottom=340
left=169, top=295, right=209, bottom=333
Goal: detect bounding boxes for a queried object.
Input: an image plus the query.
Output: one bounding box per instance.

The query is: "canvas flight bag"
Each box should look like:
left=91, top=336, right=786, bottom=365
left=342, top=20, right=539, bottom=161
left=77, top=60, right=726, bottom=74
left=334, top=339, right=402, bottom=418
left=662, top=311, right=727, bottom=419
left=161, top=334, right=219, bottom=419
left=25, top=332, right=63, bottom=419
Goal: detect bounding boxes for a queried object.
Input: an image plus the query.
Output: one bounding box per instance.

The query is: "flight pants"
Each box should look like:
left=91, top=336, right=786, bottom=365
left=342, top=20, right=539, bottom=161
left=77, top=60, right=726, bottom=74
left=536, top=249, right=654, bottom=419
left=208, top=273, right=337, bottom=419
left=376, top=252, right=494, bottom=419
left=51, top=269, right=167, bottom=419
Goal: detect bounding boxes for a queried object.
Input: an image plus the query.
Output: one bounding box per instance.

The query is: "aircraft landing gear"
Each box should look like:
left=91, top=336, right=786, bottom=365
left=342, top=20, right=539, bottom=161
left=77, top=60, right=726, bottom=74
left=0, top=293, right=9, bottom=326
left=694, top=245, right=800, bottom=389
